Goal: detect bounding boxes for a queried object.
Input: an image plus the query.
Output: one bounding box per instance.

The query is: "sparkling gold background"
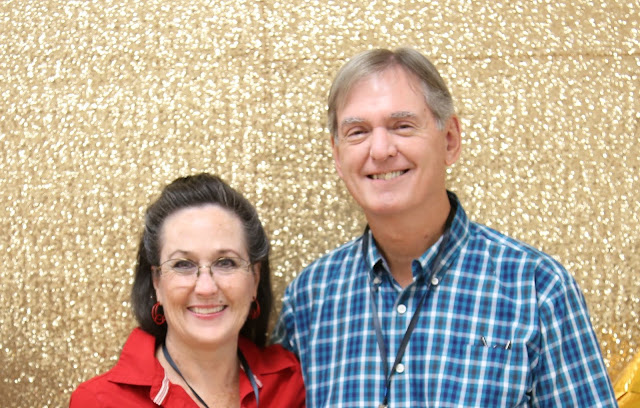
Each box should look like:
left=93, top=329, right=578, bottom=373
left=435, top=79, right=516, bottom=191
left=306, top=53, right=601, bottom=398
left=1, top=0, right=638, bottom=406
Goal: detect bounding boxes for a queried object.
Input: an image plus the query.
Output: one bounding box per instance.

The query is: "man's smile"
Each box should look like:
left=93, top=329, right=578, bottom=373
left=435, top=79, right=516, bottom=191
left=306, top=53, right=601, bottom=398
left=368, top=170, right=408, bottom=180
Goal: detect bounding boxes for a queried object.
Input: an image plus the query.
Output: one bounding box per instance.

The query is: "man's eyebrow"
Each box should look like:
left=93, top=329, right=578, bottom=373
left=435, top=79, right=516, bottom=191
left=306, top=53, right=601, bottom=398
left=390, top=111, right=417, bottom=119
left=340, top=112, right=416, bottom=128
left=340, top=117, right=366, bottom=127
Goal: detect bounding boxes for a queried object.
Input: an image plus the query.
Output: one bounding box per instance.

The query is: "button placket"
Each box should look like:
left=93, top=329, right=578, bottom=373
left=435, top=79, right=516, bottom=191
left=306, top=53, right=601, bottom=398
left=397, top=304, right=407, bottom=315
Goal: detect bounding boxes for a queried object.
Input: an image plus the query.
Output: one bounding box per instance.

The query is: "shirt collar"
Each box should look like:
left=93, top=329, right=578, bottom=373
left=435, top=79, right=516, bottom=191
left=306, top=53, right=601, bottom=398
left=237, top=336, right=300, bottom=375
left=237, top=336, right=300, bottom=403
left=363, top=191, right=469, bottom=285
left=106, top=328, right=169, bottom=403
left=106, top=329, right=301, bottom=406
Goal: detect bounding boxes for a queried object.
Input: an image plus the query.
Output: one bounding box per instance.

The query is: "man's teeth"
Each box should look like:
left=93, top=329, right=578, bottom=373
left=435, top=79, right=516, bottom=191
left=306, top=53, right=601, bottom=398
left=191, top=306, right=225, bottom=314
left=371, top=171, right=404, bottom=180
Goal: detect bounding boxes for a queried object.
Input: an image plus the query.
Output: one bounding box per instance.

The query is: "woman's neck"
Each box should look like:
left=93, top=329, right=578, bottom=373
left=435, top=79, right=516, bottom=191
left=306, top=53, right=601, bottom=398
left=158, top=335, right=241, bottom=408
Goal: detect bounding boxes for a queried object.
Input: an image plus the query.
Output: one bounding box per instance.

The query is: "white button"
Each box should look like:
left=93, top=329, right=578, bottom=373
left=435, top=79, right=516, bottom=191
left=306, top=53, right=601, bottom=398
left=373, top=276, right=382, bottom=285
left=431, top=277, right=439, bottom=286
left=395, top=363, right=405, bottom=373
left=397, top=304, right=407, bottom=314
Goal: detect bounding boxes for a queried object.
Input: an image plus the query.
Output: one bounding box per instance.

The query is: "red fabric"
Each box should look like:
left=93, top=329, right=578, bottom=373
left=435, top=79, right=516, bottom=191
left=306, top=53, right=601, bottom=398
left=70, top=328, right=305, bottom=407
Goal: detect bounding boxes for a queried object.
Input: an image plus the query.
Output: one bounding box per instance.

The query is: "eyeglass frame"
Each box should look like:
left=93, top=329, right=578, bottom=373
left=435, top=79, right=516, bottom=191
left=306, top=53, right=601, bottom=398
left=152, top=256, right=254, bottom=279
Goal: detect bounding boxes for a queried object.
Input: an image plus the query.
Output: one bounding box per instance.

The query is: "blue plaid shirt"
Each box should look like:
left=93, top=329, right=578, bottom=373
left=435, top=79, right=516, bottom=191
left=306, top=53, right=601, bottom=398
left=273, top=193, right=617, bottom=407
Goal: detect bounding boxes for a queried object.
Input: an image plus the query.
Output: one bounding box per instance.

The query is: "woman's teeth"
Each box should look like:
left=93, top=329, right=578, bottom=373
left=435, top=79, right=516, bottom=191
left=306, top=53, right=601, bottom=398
left=190, top=305, right=225, bottom=314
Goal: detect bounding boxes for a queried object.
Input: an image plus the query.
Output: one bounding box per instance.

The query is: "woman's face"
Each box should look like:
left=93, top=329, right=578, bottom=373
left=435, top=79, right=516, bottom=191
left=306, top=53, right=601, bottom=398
left=153, top=204, right=259, bottom=349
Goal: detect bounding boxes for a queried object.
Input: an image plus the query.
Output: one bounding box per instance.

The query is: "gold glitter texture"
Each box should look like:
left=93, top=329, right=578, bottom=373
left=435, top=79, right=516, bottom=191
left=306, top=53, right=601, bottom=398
left=0, top=1, right=638, bottom=406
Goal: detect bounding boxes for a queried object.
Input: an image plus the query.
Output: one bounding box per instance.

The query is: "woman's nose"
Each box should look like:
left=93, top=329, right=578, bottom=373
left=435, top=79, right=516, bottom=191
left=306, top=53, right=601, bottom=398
left=193, top=267, right=219, bottom=294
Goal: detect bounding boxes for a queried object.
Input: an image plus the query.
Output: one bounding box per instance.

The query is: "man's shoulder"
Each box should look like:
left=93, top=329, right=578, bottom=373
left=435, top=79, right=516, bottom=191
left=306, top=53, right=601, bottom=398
left=469, top=221, right=554, bottom=258
left=290, top=235, right=363, bottom=287
left=466, top=220, right=571, bottom=282
left=310, top=235, right=362, bottom=264
left=451, top=194, right=560, bottom=266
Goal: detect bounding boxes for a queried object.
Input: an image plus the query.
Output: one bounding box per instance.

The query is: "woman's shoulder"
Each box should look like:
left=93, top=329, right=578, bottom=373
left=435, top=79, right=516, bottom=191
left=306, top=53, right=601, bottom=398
left=238, top=337, right=306, bottom=407
left=70, top=371, right=158, bottom=408
left=69, top=328, right=161, bottom=408
left=238, top=337, right=301, bottom=375
left=69, top=371, right=111, bottom=407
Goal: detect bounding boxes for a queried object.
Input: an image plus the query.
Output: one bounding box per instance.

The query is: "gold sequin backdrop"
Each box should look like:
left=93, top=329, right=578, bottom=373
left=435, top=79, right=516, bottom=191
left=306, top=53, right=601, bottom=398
left=1, top=0, right=638, bottom=406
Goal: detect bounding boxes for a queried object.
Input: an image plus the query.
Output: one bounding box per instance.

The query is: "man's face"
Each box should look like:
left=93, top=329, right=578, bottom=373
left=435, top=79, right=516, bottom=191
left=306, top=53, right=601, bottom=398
left=332, top=65, right=461, bottom=219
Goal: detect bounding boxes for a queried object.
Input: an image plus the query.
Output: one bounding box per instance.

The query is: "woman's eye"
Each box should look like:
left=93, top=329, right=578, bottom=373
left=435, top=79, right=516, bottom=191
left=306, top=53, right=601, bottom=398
left=215, top=257, right=238, bottom=269
left=173, top=260, right=196, bottom=270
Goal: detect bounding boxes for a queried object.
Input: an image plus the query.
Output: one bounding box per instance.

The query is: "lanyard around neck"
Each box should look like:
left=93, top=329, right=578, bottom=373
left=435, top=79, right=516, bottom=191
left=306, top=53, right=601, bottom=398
left=366, top=203, right=456, bottom=408
left=162, top=342, right=260, bottom=407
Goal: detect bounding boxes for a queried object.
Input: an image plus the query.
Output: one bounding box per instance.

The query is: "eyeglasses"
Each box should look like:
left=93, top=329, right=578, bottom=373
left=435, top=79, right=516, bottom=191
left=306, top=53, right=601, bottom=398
left=154, top=257, right=252, bottom=280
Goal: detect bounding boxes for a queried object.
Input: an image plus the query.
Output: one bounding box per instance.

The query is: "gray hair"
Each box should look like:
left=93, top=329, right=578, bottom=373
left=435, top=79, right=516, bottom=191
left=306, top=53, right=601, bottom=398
left=328, top=47, right=455, bottom=139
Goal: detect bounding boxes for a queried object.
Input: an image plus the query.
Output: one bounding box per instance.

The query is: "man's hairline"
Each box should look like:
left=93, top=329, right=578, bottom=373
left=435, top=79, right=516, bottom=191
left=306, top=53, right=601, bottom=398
left=332, top=71, right=447, bottom=140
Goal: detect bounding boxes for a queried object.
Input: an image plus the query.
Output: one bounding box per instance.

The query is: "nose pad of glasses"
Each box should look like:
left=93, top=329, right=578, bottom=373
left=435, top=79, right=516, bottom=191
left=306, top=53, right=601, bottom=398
left=194, top=266, right=219, bottom=290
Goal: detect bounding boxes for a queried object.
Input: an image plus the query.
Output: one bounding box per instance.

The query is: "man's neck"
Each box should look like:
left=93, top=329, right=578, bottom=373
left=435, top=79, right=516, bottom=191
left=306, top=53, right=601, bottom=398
left=366, top=193, right=451, bottom=287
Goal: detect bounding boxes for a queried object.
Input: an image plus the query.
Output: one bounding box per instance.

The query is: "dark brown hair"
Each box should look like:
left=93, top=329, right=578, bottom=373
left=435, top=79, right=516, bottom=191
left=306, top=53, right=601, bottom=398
left=131, top=173, right=273, bottom=347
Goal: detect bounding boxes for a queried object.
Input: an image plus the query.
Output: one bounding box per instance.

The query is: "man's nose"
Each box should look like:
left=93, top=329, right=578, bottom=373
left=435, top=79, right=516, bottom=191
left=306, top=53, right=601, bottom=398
left=369, top=127, right=398, bottom=160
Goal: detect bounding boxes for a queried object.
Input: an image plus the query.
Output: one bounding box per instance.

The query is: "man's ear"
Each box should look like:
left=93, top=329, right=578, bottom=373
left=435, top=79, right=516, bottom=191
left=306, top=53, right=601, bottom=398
left=331, top=136, right=344, bottom=179
left=444, top=115, right=462, bottom=166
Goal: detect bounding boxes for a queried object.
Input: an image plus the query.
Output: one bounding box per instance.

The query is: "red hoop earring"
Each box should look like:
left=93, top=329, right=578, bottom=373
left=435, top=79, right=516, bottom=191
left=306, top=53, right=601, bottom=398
left=151, top=302, right=166, bottom=325
left=249, top=298, right=261, bottom=320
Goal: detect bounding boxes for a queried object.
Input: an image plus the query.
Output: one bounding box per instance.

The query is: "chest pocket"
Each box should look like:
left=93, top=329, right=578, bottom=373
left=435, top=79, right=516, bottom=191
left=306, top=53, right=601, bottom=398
left=438, top=340, right=531, bottom=407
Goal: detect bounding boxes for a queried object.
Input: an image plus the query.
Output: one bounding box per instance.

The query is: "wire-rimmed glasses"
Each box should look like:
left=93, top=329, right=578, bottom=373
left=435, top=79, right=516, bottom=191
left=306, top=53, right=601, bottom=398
left=153, top=257, right=252, bottom=282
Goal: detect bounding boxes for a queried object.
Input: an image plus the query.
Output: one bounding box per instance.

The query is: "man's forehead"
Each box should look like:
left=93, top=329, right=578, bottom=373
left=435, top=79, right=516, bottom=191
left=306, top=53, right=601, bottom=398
left=340, top=67, right=423, bottom=104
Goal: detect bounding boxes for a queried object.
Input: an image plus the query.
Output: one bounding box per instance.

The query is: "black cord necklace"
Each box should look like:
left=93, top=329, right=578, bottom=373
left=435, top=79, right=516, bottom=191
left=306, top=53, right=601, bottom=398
left=365, top=200, right=457, bottom=408
left=162, top=342, right=260, bottom=407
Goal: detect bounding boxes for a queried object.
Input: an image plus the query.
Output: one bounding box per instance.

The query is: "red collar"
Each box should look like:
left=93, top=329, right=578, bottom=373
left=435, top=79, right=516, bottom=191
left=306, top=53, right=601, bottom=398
left=107, top=328, right=299, bottom=405
left=107, top=328, right=167, bottom=401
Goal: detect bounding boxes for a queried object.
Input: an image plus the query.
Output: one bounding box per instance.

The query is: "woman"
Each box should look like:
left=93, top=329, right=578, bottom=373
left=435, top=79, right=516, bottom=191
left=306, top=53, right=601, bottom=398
left=70, top=173, right=305, bottom=407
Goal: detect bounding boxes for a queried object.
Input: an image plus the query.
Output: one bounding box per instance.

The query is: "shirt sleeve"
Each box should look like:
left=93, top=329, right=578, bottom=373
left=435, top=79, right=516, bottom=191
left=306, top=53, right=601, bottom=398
left=533, top=261, right=618, bottom=407
left=271, top=282, right=300, bottom=355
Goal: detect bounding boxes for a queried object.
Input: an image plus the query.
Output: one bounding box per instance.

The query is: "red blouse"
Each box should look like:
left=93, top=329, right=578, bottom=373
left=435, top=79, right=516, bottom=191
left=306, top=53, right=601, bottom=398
left=70, top=328, right=305, bottom=407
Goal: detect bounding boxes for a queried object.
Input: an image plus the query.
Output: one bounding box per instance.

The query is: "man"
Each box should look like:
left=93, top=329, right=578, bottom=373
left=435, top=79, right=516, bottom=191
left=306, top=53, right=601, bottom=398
left=272, top=48, right=617, bottom=407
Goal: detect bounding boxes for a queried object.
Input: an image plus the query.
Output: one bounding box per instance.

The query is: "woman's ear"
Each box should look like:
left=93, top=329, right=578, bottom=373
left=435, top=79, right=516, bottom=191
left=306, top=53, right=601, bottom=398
left=251, top=263, right=261, bottom=297
left=152, top=268, right=162, bottom=303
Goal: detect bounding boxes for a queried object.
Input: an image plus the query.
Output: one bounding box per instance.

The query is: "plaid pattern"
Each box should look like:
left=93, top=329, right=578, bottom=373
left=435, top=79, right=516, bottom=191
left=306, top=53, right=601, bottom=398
left=272, top=193, right=617, bottom=407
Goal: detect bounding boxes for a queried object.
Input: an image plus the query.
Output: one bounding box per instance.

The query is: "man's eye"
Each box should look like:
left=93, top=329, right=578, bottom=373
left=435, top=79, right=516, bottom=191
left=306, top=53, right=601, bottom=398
left=395, top=123, right=413, bottom=130
left=344, top=129, right=367, bottom=139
